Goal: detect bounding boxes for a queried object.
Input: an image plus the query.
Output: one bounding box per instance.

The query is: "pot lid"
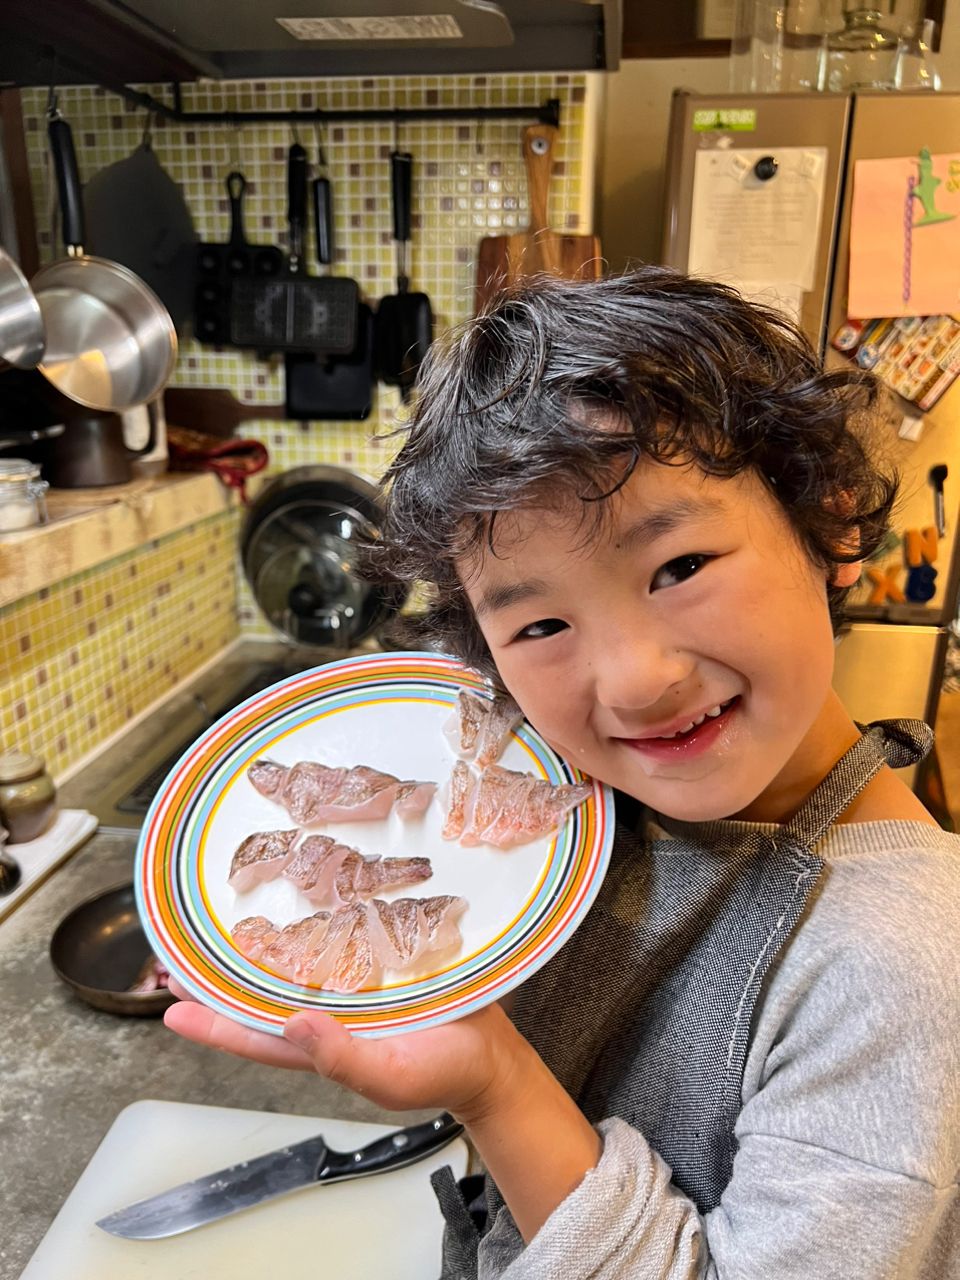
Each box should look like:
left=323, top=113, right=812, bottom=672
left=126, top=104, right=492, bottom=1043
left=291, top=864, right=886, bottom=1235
left=240, top=466, right=405, bottom=649
left=0, top=750, right=44, bottom=782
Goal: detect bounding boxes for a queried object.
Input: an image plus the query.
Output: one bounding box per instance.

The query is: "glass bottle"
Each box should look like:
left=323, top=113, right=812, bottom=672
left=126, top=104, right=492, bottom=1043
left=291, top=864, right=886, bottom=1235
left=892, top=18, right=942, bottom=91
left=818, top=2, right=900, bottom=91
left=730, top=0, right=826, bottom=93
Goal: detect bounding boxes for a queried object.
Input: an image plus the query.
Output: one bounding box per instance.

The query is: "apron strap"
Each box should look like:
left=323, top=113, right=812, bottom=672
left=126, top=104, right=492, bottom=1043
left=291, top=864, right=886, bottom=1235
left=781, top=717, right=934, bottom=850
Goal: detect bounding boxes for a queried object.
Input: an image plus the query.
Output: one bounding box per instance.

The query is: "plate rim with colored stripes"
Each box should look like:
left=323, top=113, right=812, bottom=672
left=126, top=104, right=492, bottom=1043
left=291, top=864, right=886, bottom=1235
left=135, top=651, right=615, bottom=1038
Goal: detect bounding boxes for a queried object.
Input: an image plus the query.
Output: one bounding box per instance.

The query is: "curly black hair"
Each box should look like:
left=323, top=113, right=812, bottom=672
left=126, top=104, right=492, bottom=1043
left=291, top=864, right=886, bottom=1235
left=370, top=268, right=897, bottom=682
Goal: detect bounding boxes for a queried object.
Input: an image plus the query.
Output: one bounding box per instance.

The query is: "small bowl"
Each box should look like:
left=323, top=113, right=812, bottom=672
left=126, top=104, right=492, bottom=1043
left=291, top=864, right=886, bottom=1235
left=50, top=882, right=175, bottom=1017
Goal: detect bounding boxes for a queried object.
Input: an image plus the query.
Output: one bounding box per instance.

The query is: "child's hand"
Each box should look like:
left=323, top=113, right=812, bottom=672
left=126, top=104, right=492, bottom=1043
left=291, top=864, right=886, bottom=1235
left=163, top=978, right=524, bottom=1122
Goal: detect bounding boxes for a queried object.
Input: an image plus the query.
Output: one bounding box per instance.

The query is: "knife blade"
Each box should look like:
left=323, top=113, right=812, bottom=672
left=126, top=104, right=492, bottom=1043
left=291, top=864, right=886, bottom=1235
left=96, top=1112, right=464, bottom=1239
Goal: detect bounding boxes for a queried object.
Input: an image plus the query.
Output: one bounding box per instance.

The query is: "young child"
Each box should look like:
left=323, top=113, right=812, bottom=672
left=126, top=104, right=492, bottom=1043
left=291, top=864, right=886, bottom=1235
left=166, top=269, right=960, bottom=1277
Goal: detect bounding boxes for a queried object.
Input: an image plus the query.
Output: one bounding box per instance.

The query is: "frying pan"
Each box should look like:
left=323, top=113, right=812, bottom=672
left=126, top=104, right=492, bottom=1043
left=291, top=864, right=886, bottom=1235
left=49, top=882, right=174, bottom=1017
left=31, top=113, right=178, bottom=413
left=374, top=151, right=433, bottom=402
left=0, top=247, right=44, bottom=369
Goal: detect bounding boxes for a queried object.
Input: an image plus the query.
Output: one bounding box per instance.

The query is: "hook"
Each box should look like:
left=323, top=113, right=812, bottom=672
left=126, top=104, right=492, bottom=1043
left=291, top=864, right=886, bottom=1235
left=313, top=118, right=327, bottom=171
left=475, top=116, right=484, bottom=156
left=142, top=108, right=154, bottom=150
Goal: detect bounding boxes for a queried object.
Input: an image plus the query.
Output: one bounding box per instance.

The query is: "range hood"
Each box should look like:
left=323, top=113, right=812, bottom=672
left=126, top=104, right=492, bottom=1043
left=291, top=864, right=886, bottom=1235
left=0, top=0, right=621, bottom=86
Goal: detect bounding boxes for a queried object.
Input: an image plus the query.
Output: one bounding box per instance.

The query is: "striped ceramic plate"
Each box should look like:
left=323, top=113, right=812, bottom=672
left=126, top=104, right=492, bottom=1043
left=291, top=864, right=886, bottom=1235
left=135, top=651, right=614, bottom=1038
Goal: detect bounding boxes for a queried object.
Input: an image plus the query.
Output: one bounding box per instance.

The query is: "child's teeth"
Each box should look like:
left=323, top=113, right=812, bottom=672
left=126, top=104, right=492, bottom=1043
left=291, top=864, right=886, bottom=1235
left=706, top=705, right=723, bottom=718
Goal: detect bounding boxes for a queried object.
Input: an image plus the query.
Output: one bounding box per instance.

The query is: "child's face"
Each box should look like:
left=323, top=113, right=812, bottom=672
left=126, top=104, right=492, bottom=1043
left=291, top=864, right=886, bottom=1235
left=458, top=459, right=852, bottom=823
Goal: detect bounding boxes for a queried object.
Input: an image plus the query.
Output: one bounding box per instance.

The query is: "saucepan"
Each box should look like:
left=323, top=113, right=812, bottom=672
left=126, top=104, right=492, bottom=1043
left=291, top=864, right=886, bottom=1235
left=31, top=112, right=177, bottom=413
left=50, top=883, right=174, bottom=1016
left=0, top=247, right=44, bottom=370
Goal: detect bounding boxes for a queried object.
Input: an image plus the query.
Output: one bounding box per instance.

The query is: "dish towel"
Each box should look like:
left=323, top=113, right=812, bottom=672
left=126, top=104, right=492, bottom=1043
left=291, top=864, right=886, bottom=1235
left=0, top=809, right=99, bottom=923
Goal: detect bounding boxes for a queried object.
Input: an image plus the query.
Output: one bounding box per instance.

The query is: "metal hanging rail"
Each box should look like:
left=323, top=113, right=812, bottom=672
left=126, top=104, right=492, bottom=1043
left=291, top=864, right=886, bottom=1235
left=103, top=82, right=562, bottom=128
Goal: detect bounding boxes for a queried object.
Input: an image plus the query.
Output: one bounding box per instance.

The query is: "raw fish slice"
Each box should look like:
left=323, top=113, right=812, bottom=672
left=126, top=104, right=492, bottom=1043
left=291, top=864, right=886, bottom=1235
left=461, top=765, right=593, bottom=850
left=442, top=760, right=473, bottom=840
left=475, top=696, right=524, bottom=769
left=335, top=850, right=433, bottom=904
left=285, top=834, right=353, bottom=905
left=394, top=781, right=436, bottom=818
left=369, top=897, right=424, bottom=967
left=231, top=915, right=280, bottom=960
left=248, top=758, right=437, bottom=824
left=259, top=912, right=333, bottom=982
left=325, top=904, right=382, bottom=993
left=299, top=902, right=369, bottom=989
left=459, top=766, right=517, bottom=847
left=420, top=894, right=468, bottom=952
left=247, top=759, right=287, bottom=798
left=228, top=829, right=299, bottom=892
left=443, top=690, right=486, bottom=758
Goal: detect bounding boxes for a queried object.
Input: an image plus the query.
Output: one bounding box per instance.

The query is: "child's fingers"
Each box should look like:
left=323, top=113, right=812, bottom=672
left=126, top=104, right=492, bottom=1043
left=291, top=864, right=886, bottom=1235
left=164, top=999, right=316, bottom=1071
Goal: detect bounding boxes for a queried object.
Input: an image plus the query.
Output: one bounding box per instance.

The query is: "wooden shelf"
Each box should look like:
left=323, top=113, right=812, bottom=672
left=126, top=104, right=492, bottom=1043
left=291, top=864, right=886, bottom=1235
left=0, top=471, right=245, bottom=607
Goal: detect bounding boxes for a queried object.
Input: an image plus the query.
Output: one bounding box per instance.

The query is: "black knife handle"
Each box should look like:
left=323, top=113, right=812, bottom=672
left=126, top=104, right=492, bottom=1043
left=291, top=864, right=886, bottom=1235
left=317, top=1113, right=463, bottom=1183
left=287, top=142, right=308, bottom=269
left=390, top=150, right=413, bottom=244
left=313, top=175, right=333, bottom=266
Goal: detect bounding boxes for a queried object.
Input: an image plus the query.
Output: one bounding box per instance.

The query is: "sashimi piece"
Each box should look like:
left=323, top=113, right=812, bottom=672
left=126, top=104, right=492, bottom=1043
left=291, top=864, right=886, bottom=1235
left=369, top=897, right=424, bottom=967
left=285, top=834, right=353, bottom=905
left=243, top=895, right=469, bottom=992
left=448, top=764, right=592, bottom=850
left=228, top=829, right=299, bottom=892
left=230, top=915, right=280, bottom=960
left=441, top=760, right=472, bottom=840
left=299, top=902, right=371, bottom=990
left=475, top=696, right=524, bottom=769
left=444, top=690, right=523, bottom=767
left=394, top=781, right=436, bottom=818
left=246, top=758, right=287, bottom=799
left=334, top=850, right=433, bottom=904
left=248, top=758, right=437, bottom=824
left=420, top=894, right=468, bottom=951
left=443, top=690, right=486, bottom=758
left=258, top=912, right=333, bottom=982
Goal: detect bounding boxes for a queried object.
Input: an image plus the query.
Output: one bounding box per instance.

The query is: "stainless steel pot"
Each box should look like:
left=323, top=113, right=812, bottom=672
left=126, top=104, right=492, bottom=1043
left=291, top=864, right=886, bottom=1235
left=240, top=466, right=406, bottom=650
left=31, top=115, right=177, bottom=413
left=0, top=247, right=44, bottom=369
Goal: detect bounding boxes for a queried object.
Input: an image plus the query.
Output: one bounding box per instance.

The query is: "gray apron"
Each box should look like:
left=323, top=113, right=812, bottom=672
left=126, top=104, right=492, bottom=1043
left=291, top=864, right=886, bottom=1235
left=431, top=719, right=933, bottom=1277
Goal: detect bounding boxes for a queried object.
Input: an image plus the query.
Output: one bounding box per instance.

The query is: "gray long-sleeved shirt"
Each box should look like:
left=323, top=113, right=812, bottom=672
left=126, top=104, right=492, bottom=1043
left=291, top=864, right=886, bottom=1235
left=478, top=819, right=960, bottom=1279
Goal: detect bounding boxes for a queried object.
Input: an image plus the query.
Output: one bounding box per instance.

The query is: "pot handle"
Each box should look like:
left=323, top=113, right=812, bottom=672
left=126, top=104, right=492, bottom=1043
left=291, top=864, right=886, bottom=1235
left=48, top=117, right=85, bottom=254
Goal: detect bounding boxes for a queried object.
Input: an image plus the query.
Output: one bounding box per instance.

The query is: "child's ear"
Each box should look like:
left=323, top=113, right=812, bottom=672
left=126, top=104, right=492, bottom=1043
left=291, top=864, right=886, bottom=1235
left=832, top=560, right=862, bottom=588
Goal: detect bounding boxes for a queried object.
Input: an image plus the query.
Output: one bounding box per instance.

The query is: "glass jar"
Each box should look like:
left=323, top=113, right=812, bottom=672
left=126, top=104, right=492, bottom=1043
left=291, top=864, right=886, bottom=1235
left=818, top=2, right=900, bottom=92
left=0, top=751, right=57, bottom=843
left=0, top=459, right=49, bottom=533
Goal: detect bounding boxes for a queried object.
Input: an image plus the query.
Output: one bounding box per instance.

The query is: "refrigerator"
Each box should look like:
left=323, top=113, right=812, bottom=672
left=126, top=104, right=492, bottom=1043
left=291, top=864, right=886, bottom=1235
left=660, top=90, right=960, bottom=787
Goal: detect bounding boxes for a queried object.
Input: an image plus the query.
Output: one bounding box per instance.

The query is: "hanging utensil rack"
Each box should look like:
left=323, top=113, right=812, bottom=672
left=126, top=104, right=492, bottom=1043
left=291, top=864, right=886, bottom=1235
left=97, top=82, right=561, bottom=129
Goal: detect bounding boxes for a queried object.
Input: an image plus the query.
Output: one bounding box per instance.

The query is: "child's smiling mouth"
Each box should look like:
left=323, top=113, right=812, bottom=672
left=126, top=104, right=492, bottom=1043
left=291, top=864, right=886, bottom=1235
left=616, top=697, right=740, bottom=762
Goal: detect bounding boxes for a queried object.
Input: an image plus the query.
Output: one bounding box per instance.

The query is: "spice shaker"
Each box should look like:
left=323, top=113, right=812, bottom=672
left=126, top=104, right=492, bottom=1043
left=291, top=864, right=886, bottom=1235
left=0, top=751, right=57, bottom=843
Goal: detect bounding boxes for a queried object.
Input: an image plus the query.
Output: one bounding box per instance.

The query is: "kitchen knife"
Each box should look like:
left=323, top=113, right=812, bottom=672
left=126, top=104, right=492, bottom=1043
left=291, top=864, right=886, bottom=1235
left=96, top=1112, right=464, bottom=1239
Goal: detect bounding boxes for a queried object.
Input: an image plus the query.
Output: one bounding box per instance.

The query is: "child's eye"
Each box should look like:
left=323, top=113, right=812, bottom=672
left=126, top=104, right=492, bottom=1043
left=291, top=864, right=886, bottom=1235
left=650, top=554, right=712, bottom=591
left=514, top=618, right=568, bottom=641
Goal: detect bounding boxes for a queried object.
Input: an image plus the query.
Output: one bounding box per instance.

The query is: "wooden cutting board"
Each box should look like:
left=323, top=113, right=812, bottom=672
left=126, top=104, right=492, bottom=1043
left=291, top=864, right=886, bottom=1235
left=475, top=123, right=602, bottom=312
left=20, top=1100, right=469, bottom=1280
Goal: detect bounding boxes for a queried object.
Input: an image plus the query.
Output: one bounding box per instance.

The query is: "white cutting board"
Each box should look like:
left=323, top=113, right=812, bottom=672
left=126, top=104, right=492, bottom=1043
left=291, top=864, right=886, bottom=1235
left=21, top=1100, right=469, bottom=1280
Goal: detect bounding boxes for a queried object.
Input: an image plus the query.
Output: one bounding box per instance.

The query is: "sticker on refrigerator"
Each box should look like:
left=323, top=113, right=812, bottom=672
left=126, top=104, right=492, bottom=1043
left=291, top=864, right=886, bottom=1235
left=848, top=151, right=960, bottom=320
left=687, top=147, right=827, bottom=308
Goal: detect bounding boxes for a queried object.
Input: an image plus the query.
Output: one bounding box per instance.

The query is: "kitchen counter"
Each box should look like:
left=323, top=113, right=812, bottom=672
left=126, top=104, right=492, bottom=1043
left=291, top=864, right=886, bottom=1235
left=0, top=828, right=435, bottom=1280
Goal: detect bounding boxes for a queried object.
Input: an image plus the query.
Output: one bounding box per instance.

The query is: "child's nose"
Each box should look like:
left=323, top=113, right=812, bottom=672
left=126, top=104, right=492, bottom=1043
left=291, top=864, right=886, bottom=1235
left=592, top=624, right=694, bottom=712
